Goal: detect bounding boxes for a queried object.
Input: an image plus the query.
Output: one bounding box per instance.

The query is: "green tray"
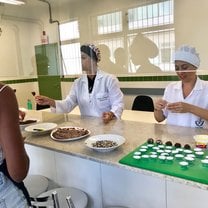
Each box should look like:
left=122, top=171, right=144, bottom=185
left=119, top=143, right=208, bottom=185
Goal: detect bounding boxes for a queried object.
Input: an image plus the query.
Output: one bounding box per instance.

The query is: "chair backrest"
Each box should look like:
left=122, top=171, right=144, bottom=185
left=36, top=104, right=50, bottom=110
left=131, top=95, right=154, bottom=112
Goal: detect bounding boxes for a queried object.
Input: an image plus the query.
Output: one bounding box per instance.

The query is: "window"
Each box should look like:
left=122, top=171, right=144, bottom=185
left=97, top=11, right=122, bottom=34
left=59, top=21, right=80, bottom=41
left=61, top=43, right=81, bottom=75
left=59, top=20, right=81, bottom=75
left=144, top=28, right=175, bottom=71
left=60, top=0, right=175, bottom=75
left=128, top=0, right=173, bottom=29
left=92, top=0, right=174, bottom=73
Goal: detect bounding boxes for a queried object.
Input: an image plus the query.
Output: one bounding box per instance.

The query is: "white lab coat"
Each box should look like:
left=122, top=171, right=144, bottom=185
left=51, top=70, right=124, bottom=118
left=162, top=77, right=208, bottom=128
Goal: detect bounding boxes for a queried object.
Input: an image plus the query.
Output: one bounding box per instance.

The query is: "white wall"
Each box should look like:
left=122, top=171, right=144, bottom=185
left=1, top=0, right=208, bottom=78
left=1, top=0, right=208, bottom=110
left=174, top=0, right=208, bottom=71
left=8, top=81, right=39, bottom=109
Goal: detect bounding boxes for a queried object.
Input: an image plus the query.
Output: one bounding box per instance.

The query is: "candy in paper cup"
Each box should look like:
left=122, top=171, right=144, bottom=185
left=193, top=135, right=208, bottom=149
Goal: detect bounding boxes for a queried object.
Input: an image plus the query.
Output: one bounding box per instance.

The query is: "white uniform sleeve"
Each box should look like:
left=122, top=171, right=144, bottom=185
left=107, top=75, right=124, bottom=119
left=162, top=85, right=170, bottom=118
left=51, top=81, right=78, bottom=113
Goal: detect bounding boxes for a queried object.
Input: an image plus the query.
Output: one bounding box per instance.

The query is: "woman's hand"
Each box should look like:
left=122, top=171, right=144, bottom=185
left=154, top=99, right=168, bottom=111
left=19, top=110, right=26, bottom=121
left=102, top=111, right=115, bottom=124
left=35, top=95, right=55, bottom=107
left=166, top=102, right=191, bottom=113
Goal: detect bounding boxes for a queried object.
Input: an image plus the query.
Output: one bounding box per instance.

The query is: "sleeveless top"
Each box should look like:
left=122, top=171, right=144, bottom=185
left=0, top=85, right=7, bottom=165
left=0, top=85, right=31, bottom=207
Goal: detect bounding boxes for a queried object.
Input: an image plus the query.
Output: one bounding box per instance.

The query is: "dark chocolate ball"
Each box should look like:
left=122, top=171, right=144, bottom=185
left=147, top=138, right=154, bottom=144
left=184, top=144, right=191, bottom=149
left=165, top=141, right=173, bottom=146
left=174, top=143, right=181, bottom=148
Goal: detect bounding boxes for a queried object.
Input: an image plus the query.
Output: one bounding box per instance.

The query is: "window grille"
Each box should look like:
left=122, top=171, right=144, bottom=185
left=59, top=0, right=174, bottom=75
left=97, top=11, right=122, bottom=34
left=59, top=20, right=81, bottom=75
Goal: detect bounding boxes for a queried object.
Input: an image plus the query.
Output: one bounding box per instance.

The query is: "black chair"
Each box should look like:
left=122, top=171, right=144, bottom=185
left=131, top=95, right=154, bottom=112
left=36, top=104, right=50, bottom=110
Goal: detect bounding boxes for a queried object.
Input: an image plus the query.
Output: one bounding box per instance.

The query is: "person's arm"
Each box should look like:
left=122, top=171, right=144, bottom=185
left=0, top=86, right=29, bottom=182
left=154, top=109, right=166, bottom=122
left=54, top=81, right=78, bottom=113
left=106, top=75, right=124, bottom=119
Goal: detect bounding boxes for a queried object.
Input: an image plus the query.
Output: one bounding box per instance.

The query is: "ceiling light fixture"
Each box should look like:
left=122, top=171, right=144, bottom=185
left=0, top=0, right=25, bottom=5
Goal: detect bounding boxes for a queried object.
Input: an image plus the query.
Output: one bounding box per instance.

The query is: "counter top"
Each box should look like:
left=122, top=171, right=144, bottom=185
left=24, top=110, right=208, bottom=190
left=71, top=106, right=165, bottom=124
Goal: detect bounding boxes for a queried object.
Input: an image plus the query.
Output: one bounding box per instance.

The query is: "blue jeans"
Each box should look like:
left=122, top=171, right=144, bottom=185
left=0, top=172, right=28, bottom=208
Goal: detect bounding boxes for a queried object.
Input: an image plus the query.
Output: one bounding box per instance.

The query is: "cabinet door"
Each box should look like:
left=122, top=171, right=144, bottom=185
left=167, top=181, right=208, bottom=208
left=35, top=43, right=62, bottom=100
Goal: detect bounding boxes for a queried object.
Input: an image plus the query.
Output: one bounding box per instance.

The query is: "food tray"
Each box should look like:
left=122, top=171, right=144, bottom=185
left=119, top=142, right=208, bottom=185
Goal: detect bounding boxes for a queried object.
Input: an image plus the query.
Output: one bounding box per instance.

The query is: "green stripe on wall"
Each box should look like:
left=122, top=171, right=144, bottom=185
left=0, top=78, right=37, bottom=84
left=61, top=76, right=180, bottom=82
left=118, top=75, right=179, bottom=81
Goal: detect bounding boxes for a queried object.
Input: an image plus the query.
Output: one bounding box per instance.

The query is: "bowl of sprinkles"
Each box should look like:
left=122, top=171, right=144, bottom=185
left=85, top=134, right=125, bottom=152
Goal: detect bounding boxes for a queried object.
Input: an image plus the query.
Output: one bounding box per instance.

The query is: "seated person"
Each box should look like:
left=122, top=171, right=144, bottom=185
left=35, top=44, right=124, bottom=124
left=154, top=45, right=208, bottom=128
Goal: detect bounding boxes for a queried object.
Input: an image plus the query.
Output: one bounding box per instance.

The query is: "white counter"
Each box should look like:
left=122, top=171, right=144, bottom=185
left=24, top=110, right=207, bottom=208
left=62, top=106, right=165, bottom=124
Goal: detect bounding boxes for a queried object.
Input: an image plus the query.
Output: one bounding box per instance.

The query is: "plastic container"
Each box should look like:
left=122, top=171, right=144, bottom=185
left=195, top=151, right=204, bottom=158
left=184, top=156, right=194, bottom=163
left=133, top=155, right=141, bottom=160
left=193, top=135, right=208, bottom=149
left=179, top=161, right=189, bottom=169
left=175, top=154, right=184, bottom=160
left=41, top=31, right=49, bottom=44
left=201, top=159, right=208, bottom=167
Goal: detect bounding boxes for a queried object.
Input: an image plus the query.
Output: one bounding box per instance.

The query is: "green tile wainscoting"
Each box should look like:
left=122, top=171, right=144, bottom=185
left=0, top=78, right=37, bottom=84
left=1, top=74, right=208, bottom=97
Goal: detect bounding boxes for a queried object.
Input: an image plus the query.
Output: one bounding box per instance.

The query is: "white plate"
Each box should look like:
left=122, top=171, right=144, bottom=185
left=19, top=118, right=40, bottom=131
left=25, top=122, right=57, bottom=135
left=50, top=126, right=91, bottom=142
left=85, top=134, right=126, bottom=152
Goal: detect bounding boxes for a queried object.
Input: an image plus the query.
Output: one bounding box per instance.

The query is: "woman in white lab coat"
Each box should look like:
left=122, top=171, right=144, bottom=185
left=35, top=44, right=124, bottom=124
left=154, top=45, right=208, bottom=128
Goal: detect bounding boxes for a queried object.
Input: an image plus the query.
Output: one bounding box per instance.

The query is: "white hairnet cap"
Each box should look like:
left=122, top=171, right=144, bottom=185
left=174, top=45, right=200, bottom=68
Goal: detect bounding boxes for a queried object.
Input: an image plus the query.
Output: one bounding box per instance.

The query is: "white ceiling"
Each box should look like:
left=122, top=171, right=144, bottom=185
left=26, top=0, right=77, bottom=6
left=0, top=0, right=80, bottom=17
